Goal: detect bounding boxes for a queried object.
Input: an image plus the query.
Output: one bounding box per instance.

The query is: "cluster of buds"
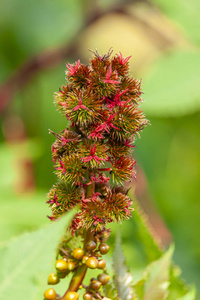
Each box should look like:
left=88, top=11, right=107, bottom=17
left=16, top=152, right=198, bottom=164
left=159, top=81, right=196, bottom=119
left=44, top=49, right=147, bottom=299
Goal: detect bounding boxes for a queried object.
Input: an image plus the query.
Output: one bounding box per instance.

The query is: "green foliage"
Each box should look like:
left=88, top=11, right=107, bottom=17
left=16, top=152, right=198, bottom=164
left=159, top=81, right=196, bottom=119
left=142, top=52, right=200, bottom=116
left=113, top=231, right=138, bottom=300
left=0, top=211, right=73, bottom=300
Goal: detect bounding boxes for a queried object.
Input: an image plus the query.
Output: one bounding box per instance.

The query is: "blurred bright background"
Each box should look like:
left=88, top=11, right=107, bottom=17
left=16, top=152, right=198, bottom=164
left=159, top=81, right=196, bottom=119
left=0, top=0, right=200, bottom=294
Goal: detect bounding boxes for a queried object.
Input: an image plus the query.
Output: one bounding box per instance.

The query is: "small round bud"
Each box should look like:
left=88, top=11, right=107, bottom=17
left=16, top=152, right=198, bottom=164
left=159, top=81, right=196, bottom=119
left=97, top=273, right=110, bottom=285
left=86, top=256, right=98, bottom=269
left=97, top=259, right=106, bottom=269
left=99, top=243, right=110, bottom=255
left=65, top=291, right=79, bottom=300
left=83, top=293, right=93, bottom=300
left=72, top=248, right=85, bottom=260
left=68, top=261, right=77, bottom=271
left=47, top=273, right=60, bottom=285
left=55, top=259, right=68, bottom=272
left=90, top=279, right=102, bottom=291
left=82, top=255, right=89, bottom=264
left=86, top=241, right=97, bottom=251
left=44, top=288, right=57, bottom=299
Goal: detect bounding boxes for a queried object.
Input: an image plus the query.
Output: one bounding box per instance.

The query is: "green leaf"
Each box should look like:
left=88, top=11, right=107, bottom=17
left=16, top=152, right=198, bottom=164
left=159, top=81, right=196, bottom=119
left=132, top=198, right=163, bottom=263
left=113, top=230, right=138, bottom=300
left=176, top=286, right=196, bottom=300
left=134, top=245, right=174, bottom=300
left=0, top=211, right=74, bottom=300
left=151, top=0, right=200, bottom=45
left=142, top=52, right=200, bottom=116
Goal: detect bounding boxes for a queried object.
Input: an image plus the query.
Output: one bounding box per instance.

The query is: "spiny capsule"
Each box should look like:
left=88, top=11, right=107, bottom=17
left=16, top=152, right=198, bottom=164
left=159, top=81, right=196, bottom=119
left=55, top=259, right=68, bottom=272
left=97, top=259, right=106, bottom=269
left=99, top=243, right=110, bottom=255
left=72, top=248, right=85, bottom=260
left=86, top=256, right=98, bottom=269
left=44, top=288, right=57, bottom=299
left=47, top=273, right=60, bottom=285
left=64, top=291, right=79, bottom=300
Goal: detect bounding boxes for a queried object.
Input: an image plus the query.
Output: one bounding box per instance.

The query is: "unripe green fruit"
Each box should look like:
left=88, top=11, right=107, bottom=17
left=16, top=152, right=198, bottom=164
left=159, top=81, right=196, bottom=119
left=97, top=273, right=110, bottom=285
left=68, top=261, right=77, bottom=271
left=64, top=291, right=79, bottom=300
left=86, top=256, right=98, bottom=269
left=47, top=273, right=60, bottom=285
left=44, top=288, right=57, bottom=299
left=86, top=240, right=96, bottom=251
left=83, top=293, right=93, bottom=300
left=72, top=247, right=85, bottom=260
left=97, top=259, right=106, bottom=269
left=57, top=271, right=68, bottom=278
left=55, top=259, right=68, bottom=272
left=82, top=255, right=89, bottom=264
left=99, top=243, right=110, bottom=255
left=90, top=280, right=102, bottom=291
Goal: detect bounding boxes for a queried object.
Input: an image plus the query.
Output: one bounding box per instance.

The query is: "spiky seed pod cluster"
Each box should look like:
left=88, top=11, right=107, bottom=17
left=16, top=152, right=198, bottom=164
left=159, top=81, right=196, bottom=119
left=47, top=49, right=147, bottom=231
left=45, top=49, right=147, bottom=300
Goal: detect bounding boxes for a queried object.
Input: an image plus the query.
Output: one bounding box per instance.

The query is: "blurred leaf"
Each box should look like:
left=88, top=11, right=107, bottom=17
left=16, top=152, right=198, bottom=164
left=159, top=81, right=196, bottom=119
left=134, top=246, right=174, bottom=300
left=132, top=198, right=163, bottom=263
left=152, top=0, right=200, bottom=45
left=142, top=51, right=200, bottom=116
left=113, top=231, right=138, bottom=300
left=0, top=211, right=74, bottom=300
left=176, top=286, right=196, bottom=300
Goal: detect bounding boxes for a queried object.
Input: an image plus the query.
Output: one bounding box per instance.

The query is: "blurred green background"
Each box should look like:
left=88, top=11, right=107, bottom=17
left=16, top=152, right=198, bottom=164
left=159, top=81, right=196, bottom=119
left=0, top=0, right=200, bottom=295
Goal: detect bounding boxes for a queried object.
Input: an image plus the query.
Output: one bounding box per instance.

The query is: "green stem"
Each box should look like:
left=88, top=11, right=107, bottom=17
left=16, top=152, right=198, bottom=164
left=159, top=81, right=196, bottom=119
left=61, top=181, right=95, bottom=299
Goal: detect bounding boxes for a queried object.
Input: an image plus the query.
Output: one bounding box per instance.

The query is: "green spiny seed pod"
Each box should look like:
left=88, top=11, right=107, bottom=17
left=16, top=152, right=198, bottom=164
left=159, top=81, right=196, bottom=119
left=55, top=259, right=68, bottom=272
left=65, top=291, right=80, bottom=300
left=67, top=261, right=77, bottom=271
left=86, top=256, right=98, bottom=269
left=47, top=273, right=60, bottom=285
left=86, top=240, right=97, bottom=251
left=97, top=259, right=106, bottom=269
left=99, top=243, right=110, bottom=255
left=83, top=292, right=93, bottom=300
left=72, top=247, right=85, bottom=260
left=97, top=273, right=110, bottom=285
left=90, top=279, right=102, bottom=291
left=44, top=288, right=57, bottom=299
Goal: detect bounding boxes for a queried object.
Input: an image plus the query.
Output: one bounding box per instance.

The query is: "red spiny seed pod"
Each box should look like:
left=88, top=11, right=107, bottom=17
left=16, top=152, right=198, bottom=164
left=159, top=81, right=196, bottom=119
left=48, top=273, right=60, bottom=285
left=44, top=288, right=57, bottom=299
left=97, top=259, right=106, bottom=269
left=55, top=259, right=68, bottom=272
left=99, top=243, right=110, bottom=255
left=64, top=291, right=80, bottom=300
left=72, top=248, right=85, bottom=260
left=86, top=256, right=99, bottom=269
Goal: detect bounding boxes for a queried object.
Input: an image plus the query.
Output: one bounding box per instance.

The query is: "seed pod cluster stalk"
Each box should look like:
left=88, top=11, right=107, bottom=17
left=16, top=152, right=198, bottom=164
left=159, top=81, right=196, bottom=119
left=44, top=49, right=147, bottom=300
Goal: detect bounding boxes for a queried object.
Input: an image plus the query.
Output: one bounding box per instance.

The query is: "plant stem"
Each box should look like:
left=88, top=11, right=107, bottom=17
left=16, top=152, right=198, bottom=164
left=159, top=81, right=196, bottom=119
left=61, top=181, right=95, bottom=299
